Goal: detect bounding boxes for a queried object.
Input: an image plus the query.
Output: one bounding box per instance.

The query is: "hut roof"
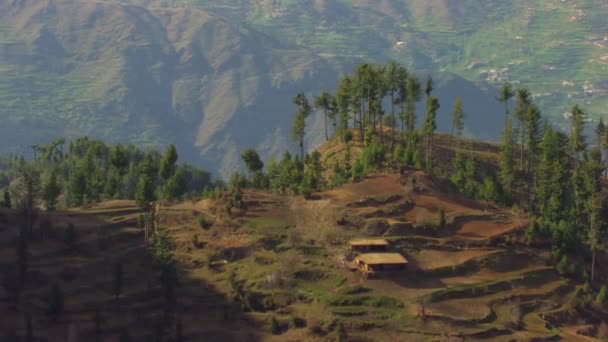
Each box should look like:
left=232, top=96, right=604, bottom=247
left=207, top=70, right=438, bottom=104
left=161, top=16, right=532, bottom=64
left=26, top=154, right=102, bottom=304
left=349, top=239, right=390, bottom=247
left=356, top=253, right=408, bottom=265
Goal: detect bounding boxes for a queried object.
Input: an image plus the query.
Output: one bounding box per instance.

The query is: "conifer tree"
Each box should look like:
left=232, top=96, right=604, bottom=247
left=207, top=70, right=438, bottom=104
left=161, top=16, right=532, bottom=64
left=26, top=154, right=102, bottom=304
left=405, top=75, right=421, bottom=143
left=535, top=124, right=571, bottom=223
left=451, top=97, right=465, bottom=136
left=314, top=91, right=335, bottom=141
left=596, top=118, right=605, bottom=148
left=497, top=81, right=515, bottom=130
left=385, top=61, right=401, bottom=148
left=67, top=167, right=87, bottom=207
left=514, top=87, right=532, bottom=169
left=499, top=117, right=516, bottom=197
left=17, top=164, right=40, bottom=235
left=526, top=104, right=542, bottom=170
left=423, top=95, right=440, bottom=172
left=570, top=104, right=586, bottom=158
left=159, top=144, right=178, bottom=181
left=395, top=65, right=409, bottom=144
left=292, top=93, right=311, bottom=160
left=135, top=174, right=156, bottom=242
left=241, top=148, right=264, bottom=179
left=42, top=171, right=61, bottom=211
left=587, top=192, right=602, bottom=281
left=336, top=76, right=352, bottom=141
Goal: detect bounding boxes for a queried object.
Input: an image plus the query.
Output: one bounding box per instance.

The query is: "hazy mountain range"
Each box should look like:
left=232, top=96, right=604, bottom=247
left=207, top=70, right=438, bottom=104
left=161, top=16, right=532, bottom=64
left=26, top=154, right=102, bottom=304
left=1, top=0, right=606, bottom=175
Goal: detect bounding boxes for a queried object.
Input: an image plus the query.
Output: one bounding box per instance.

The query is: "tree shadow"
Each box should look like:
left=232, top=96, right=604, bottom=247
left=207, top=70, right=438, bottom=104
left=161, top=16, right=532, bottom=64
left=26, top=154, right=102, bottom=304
left=0, top=207, right=263, bottom=341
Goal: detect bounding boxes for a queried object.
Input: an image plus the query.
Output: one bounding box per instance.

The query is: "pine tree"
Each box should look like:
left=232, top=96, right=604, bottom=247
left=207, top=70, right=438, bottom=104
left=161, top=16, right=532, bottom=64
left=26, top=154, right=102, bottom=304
left=292, top=93, right=311, bottom=160
left=514, top=87, right=532, bottom=170
left=17, top=164, right=40, bottom=235
left=570, top=104, right=586, bottom=158
left=535, top=124, right=571, bottom=223
left=423, top=95, right=440, bottom=172
left=405, top=75, right=421, bottom=144
left=67, top=168, right=87, bottom=207
left=497, top=81, right=515, bottom=130
left=135, top=174, right=156, bottom=242
left=16, top=225, right=28, bottom=287
left=241, top=148, right=264, bottom=178
left=159, top=144, right=178, bottom=181
left=336, top=76, right=352, bottom=141
left=42, top=171, right=61, bottom=211
left=135, top=175, right=156, bottom=210
left=596, top=118, right=605, bottom=148
left=385, top=61, right=401, bottom=148
left=526, top=104, right=542, bottom=170
left=314, top=91, right=335, bottom=141
left=587, top=192, right=602, bottom=281
left=395, top=65, right=409, bottom=144
left=499, top=117, right=516, bottom=198
left=451, top=97, right=465, bottom=136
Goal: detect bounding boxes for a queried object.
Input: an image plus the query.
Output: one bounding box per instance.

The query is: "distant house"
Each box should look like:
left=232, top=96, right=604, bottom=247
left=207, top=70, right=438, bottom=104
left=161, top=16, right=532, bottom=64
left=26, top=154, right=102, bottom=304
left=354, top=253, right=408, bottom=273
left=349, top=239, right=390, bottom=252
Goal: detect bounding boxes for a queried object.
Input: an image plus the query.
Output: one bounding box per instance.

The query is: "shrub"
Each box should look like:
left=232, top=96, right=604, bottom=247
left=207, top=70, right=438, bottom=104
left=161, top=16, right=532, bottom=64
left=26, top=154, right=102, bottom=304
left=197, top=216, right=212, bottom=230
left=596, top=285, right=607, bottom=306
left=359, top=141, right=385, bottom=172
left=270, top=316, right=281, bottom=335
left=438, top=208, right=446, bottom=228
left=191, top=234, right=204, bottom=249
left=343, top=131, right=353, bottom=143
left=351, top=161, right=365, bottom=181
left=290, top=316, right=307, bottom=329
left=556, top=255, right=569, bottom=276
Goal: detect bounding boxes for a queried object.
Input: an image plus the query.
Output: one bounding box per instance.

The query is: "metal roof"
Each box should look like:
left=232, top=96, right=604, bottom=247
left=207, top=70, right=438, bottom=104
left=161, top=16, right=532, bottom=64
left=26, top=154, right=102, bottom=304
left=356, top=253, right=408, bottom=265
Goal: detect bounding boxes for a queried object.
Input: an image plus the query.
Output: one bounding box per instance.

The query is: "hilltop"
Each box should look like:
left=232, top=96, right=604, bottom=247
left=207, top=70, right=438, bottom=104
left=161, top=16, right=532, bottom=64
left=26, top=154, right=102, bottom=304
left=1, top=134, right=607, bottom=341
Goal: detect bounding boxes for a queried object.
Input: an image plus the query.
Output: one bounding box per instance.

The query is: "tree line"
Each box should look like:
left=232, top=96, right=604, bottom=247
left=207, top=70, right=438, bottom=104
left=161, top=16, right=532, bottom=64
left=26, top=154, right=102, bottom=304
left=239, top=62, right=608, bottom=288
left=0, top=137, right=215, bottom=212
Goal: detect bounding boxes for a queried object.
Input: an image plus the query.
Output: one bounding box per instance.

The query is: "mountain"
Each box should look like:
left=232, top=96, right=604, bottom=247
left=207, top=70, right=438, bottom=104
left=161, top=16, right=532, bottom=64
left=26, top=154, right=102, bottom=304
left=7, top=0, right=601, bottom=175
left=179, top=0, right=608, bottom=121
left=0, top=0, right=350, bottom=174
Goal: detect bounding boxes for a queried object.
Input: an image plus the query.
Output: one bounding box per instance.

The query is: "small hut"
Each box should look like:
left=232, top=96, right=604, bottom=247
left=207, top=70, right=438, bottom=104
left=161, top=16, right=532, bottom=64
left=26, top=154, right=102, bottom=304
left=354, top=253, right=408, bottom=273
left=348, top=239, right=390, bottom=252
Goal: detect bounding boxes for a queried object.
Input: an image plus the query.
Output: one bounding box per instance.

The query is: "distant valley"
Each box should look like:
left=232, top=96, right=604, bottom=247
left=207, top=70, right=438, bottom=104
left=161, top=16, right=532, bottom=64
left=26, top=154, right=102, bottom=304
left=1, top=0, right=606, bottom=175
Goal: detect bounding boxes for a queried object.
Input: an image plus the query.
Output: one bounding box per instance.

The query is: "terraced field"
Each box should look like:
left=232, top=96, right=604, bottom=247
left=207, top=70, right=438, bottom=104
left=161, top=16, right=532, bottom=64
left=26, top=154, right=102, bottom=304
left=1, top=171, right=605, bottom=340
